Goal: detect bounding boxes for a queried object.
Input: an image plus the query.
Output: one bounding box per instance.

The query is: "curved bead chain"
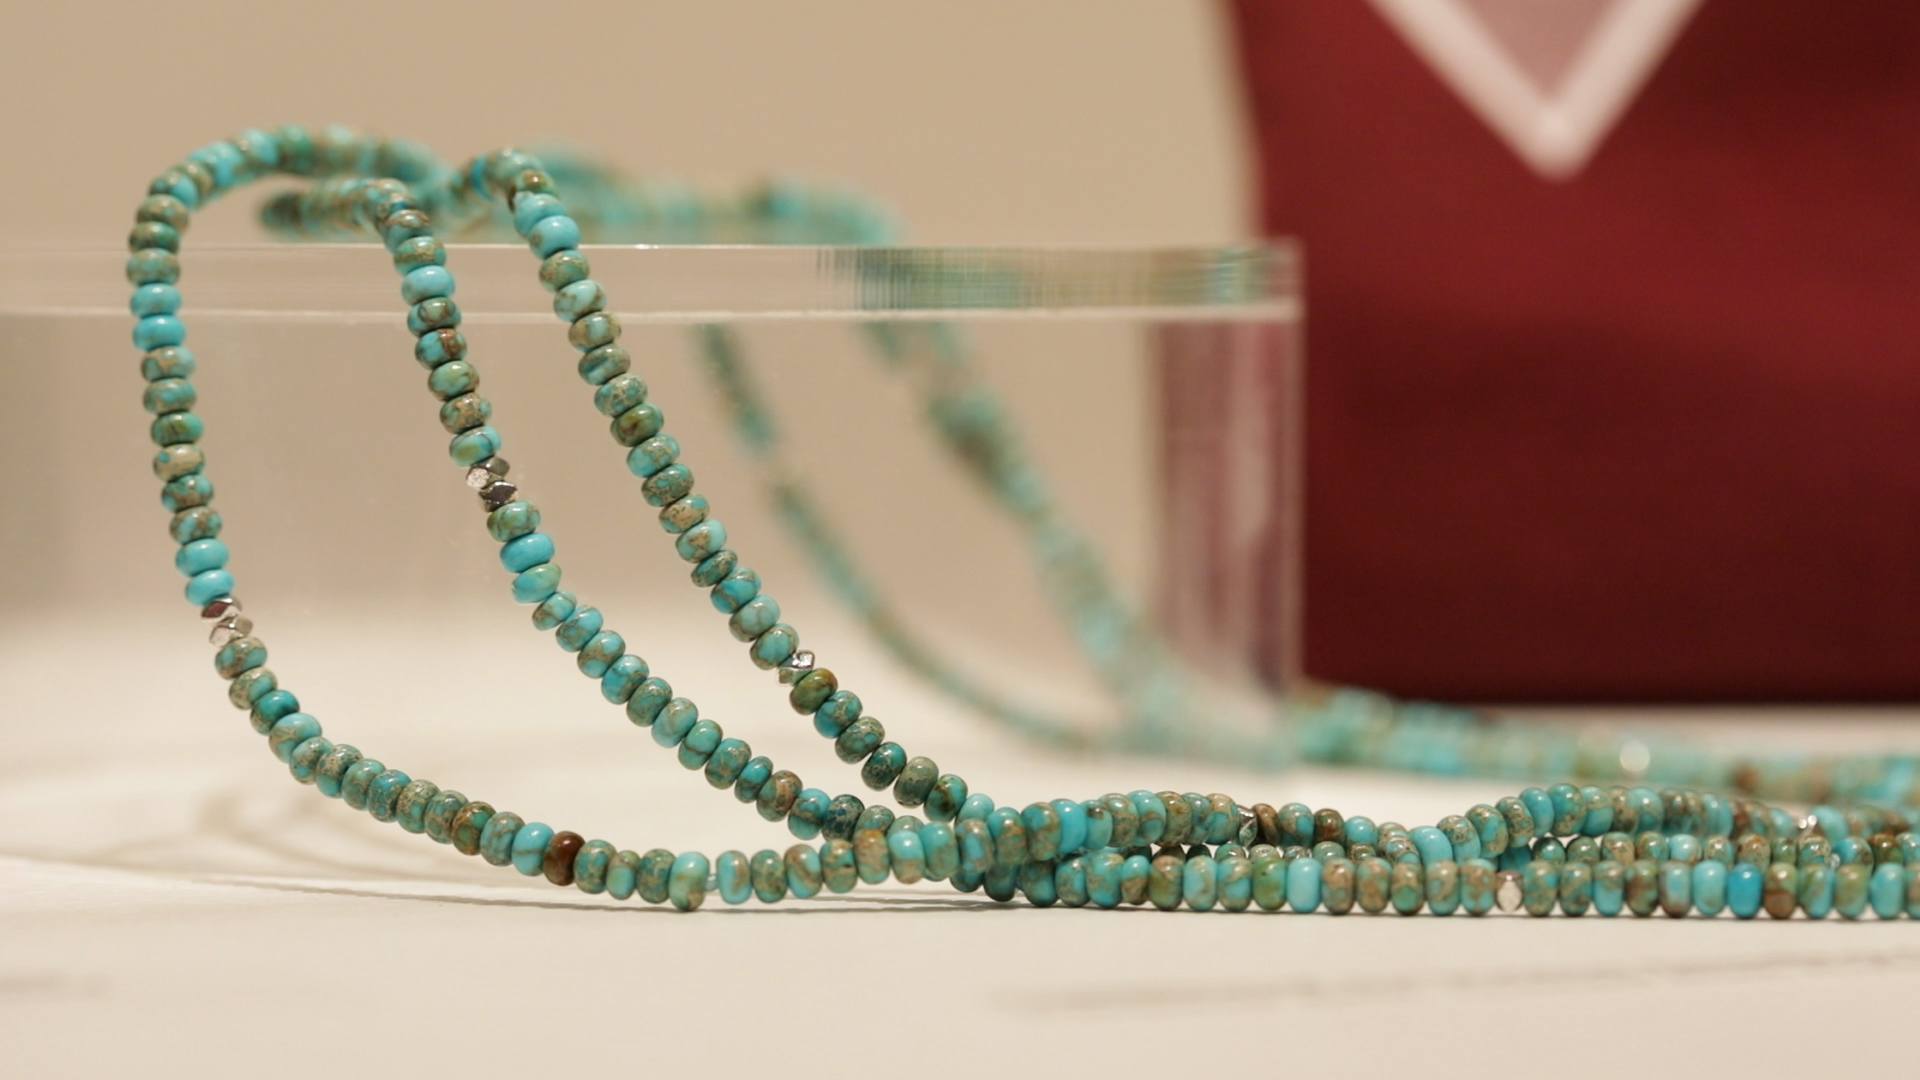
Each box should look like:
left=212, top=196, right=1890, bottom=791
left=134, top=125, right=1920, bottom=918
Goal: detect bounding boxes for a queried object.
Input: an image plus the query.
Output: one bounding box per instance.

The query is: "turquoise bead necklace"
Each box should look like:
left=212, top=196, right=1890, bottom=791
left=134, top=124, right=1919, bottom=918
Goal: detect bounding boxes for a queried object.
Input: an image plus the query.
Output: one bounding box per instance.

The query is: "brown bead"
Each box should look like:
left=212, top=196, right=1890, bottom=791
left=1763, top=863, right=1799, bottom=919
left=1313, top=807, right=1345, bottom=844
left=1251, top=803, right=1281, bottom=847
left=543, top=831, right=585, bottom=886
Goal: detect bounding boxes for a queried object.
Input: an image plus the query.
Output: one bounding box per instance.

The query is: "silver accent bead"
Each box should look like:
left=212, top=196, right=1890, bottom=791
left=1495, top=871, right=1524, bottom=912
left=199, top=597, right=241, bottom=620
left=464, top=465, right=493, bottom=489
left=480, top=479, right=519, bottom=509
left=209, top=614, right=254, bottom=647
left=777, top=650, right=817, bottom=685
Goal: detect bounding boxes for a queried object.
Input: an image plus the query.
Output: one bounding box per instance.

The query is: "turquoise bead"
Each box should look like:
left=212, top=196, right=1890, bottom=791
left=1085, top=850, right=1124, bottom=909
left=1870, top=863, right=1905, bottom=918
left=1019, top=861, right=1058, bottom=907
left=703, top=738, right=752, bottom=789
left=822, top=795, right=866, bottom=841
left=715, top=850, right=752, bottom=904
left=813, top=691, right=862, bottom=739
left=400, top=265, right=454, bottom=303
left=511, top=193, right=564, bottom=236
left=853, top=831, right=890, bottom=885
left=1798, top=863, right=1835, bottom=919
left=668, top=852, right=710, bottom=911
left=1021, top=803, right=1062, bottom=861
left=366, top=769, right=412, bottom=823
left=511, top=563, right=562, bottom=604
left=266, top=713, right=321, bottom=763
left=485, top=501, right=540, bottom=542
left=133, top=315, right=186, bottom=350
left=606, top=851, right=641, bottom=900
left=1121, top=854, right=1154, bottom=906
left=1426, top=859, right=1461, bottom=915
left=579, top=344, right=630, bottom=386
left=1835, top=864, right=1870, bottom=919
left=394, top=779, right=439, bottom=834
left=1252, top=854, right=1289, bottom=911
left=637, top=849, right=675, bottom=903
left=675, top=520, right=727, bottom=563
left=1459, top=858, right=1497, bottom=915
left=510, top=822, right=555, bottom=876
left=732, top=756, right=774, bottom=802
left=709, top=568, right=762, bottom=614
left=677, top=719, right=723, bottom=770
left=499, top=532, right=554, bottom=573
left=1051, top=798, right=1088, bottom=855
left=1520, top=788, right=1557, bottom=838
left=787, top=786, right=830, bottom=839
left=820, top=840, right=858, bottom=894
left=532, top=590, right=576, bottom=631
left=887, top=828, right=926, bottom=883
left=554, top=606, right=603, bottom=652
left=340, top=757, right=386, bottom=810
left=575, top=630, right=624, bottom=678
left=213, top=635, right=266, bottom=678
left=859, top=741, right=906, bottom=789
left=1054, top=858, right=1089, bottom=907
left=1129, top=791, right=1168, bottom=844
left=728, top=595, right=780, bottom=641
left=426, top=359, right=477, bottom=399
left=529, top=215, right=582, bottom=258
left=599, top=654, right=650, bottom=704
left=423, top=790, right=467, bottom=844
left=1591, top=861, right=1625, bottom=916
left=478, top=812, right=524, bottom=867
left=572, top=840, right=614, bottom=894
left=1216, top=855, right=1253, bottom=912
left=1344, top=816, right=1379, bottom=847
left=750, top=625, right=798, bottom=669
left=130, top=283, right=181, bottom=317
left=1692, top=860, right=1728, bottom=916
left=651, top=698, right=698, bottom=748
left=1727, top=863, right=1764, bottom=918
left=1410, top=826, right=1452, bottom=867
left=1669, top=833, right=1702, bottom=864
left=625, top=677, right=672, bottom=727
left=1285, top=854, right=1322, bottom=912
left=1081, top=799, right=1113, bottom=850
left=448, top=425, right=501, bottom=467
left=920, top=823, right=959, bottom=881
left=312, top=744, right=360, bottom=799
left=554, top=280, right=606, bottom=322
left=625, top=435, right=681, bottom=478
left=185, top=568, right=234, bottom=605
left=957, top=819, right=995, bottom=878
left=986, top=808, right=1027, bottom=869
left=286, top=736, right=331, bottom=784
left=784, top=846, right=823, bottom=898
left=161, top=474, right=214, bottom=512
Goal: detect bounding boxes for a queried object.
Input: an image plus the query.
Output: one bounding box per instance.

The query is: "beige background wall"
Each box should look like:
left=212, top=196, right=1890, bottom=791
left=0, top=0, right=1248, bottom=246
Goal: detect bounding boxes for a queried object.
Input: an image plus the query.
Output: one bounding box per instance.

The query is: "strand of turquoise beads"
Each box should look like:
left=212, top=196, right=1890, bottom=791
left=134, top=125, right=1920, bottom=917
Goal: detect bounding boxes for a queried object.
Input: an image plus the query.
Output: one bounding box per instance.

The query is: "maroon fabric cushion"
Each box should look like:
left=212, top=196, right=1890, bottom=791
left=1226, top=0, right=1920, bottom=700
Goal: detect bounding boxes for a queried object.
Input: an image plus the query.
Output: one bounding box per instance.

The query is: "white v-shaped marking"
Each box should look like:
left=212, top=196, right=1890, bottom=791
left=1367, top=0, right=1702, bottom=179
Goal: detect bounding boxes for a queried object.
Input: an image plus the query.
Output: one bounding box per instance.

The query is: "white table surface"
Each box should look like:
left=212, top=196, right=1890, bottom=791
left=3, top=610, right=1917, bottom=1079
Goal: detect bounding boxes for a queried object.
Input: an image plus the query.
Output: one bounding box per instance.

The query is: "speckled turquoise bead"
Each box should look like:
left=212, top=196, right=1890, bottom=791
left=477, top=811, right=523, bottom=867
left=986, top=807, right=1027, bottom=870
left=168, top=506, right=221, bottom=544
left=151, top=411, right=204, bottom=446
left=636, top=849, right=675, bottom=904
left=1459, top=858, right=1497, bottom=915
left=1589, top=860, right=1625, bottom=916
left=573, top=629, right=623, bottom=678
left=599, top=654, right=650, bottom=704
left=1051, top=798, right=1089, bottom=855
left=1835, top=864, right=1870, bottom=919
left=266, top=713, right=320, bottom=764
left=1080, top=850, right=1123, bottom=909
left=1354, top=856, right=1390, bottom=913
left=1159, top=792, right=1193, bottom=846
left=422, top=789, right=467, bottom=844
left=668, top=851, right=709, bottom=911
left=1340, top=815, right=1378, bottom=848
left=651, top=698, right=698, bottom=748
left=161, top=474, right=214, bottom=512
left=624, top=676, right=672, bottom=727
left=1019, top=860, right=1058, bottom=907
left=727, top=594, right=780, bottom=641
left=393, top=778, right=439, bottom=834
left=1285, top=853, right=1323, bottom=912
left=1796, top=862, right=1834, bottom=919
left=414, top=329, right=465, bottom=368
left=248, top=688, right=299, bottom=734
left=757, top=771, right=801, bottom=821
left=364, top=769, right=411, bottom=822
left=732, top=755, right=774, bottom=803
left=579, top=344, right=630, bottom=387
left=1409, top=826, right=1452, bottom=867
left=786, top=786, right=829, bottom=839
left=175, top=540, right=231, bottom=583
left=530, top=215, right=583, bottom=259
left=400, top=265, right=454, bottom=303
left=920, top=823, right=959, bottom=881
left=594, top=375, right=648, bottom=419
left=447, top=802, right=493, bottom=856
left=1625, top=859, right=1662, bottom=916
left=1425, top=859, right=1461, bottom=915
left=448, top=426, right=502, bottom=467
left=1691, top=860, right=1727, bottom=916
left=511, top=563, right=562, bottom=603
left=567, top=839, right=613, bottom=894
left=1389, top=861, right=1424, bottom=914
left=1440, top=815, right=1481, bottom=863
left=311, top=743, right=360, bottom=799
left=625, top=434, right=681, bottom=478
left=886, top=827, right=926, bottom=883
left=340, top=759, right=385, bottom=812
left=1552, top=861, right=1589, bottom=915
left=212, top=635, right=265, bottom=680
left=812, top=691, right=861, bottom=739
left=1130, top=791, right=1169, bottom=844
left=1669, top=833, right=1701, bottom=864
left=1019, top=802, right=1062, bottom=862
left=286, top=736, right=331, bottom=784
left=1251, top=854, right=1288, bottom=911
left=127, top=249, right=180, bottom=286
left=834, top=718, right=884, bottom=768
left=554, top=606, right=603, bottom=652
left=1519, top=788, right=1556, bottom=839
left=709, top=568, right=761, bottom=614
left=713, top=850, right=751, bottom=904
left=853, top=829, right=890, bottom=885
left=641, top=464, right=693, bottom=507
left=1050, top=858, right=1087, bottom=908
left=1141, top=854, right=1180, bottom=910
left=486, top=501, right=541, bottom=542
left=1214, top=855, right=1252, bottom=912
left=750, top=625, right=798, bottom=669
left=778, top=844, right=821, bottom=899
left=703, top=737, right=751, bottom=789
left=816, top=840, right=856, bottom=894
